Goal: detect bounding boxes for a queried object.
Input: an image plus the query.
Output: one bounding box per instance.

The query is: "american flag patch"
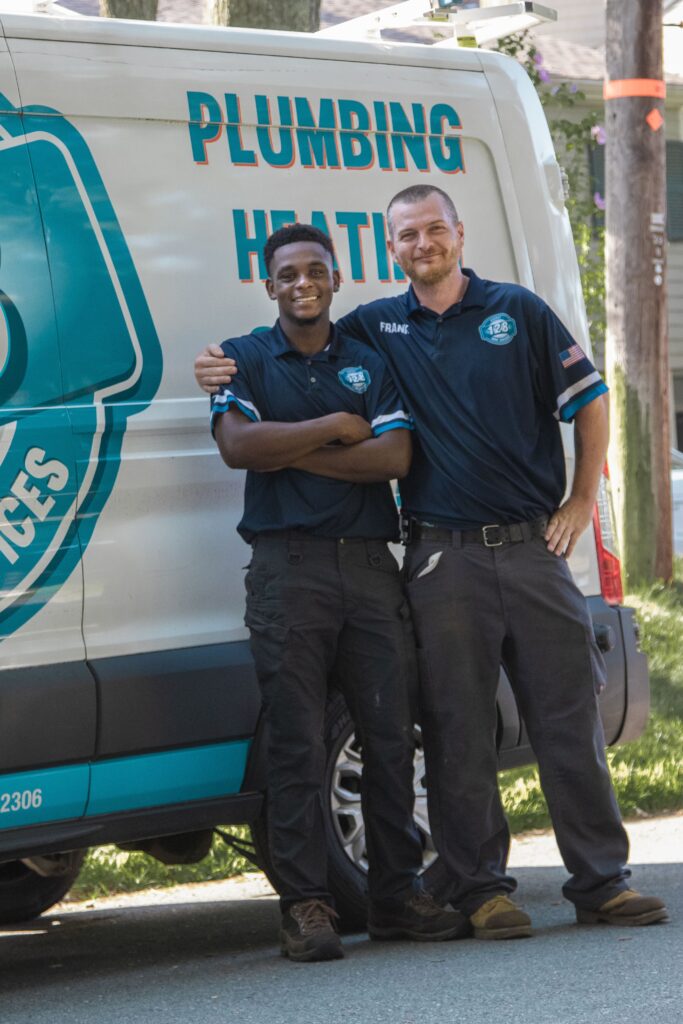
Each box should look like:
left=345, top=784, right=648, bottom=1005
left=559, top=344, right=585, bottom=368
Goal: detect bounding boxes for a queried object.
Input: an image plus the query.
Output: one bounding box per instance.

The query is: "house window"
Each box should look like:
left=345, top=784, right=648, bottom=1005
left=589, top=141, right=683, bottom=241
left=675, top=374, right=683, bottom=451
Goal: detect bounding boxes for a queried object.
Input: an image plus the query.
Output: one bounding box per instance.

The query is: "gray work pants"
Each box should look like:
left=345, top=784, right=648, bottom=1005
left=404, top=533, right=631, bottom=915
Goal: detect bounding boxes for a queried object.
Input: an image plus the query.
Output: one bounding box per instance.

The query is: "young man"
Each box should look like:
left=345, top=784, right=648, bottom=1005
left=198, top=189, right=667, bottom=938
left=210, top=223, right=465, bottom=962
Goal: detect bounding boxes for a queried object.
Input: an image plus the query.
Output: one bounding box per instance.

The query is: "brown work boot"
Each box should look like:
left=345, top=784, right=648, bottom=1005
left=280, top=899, right=344, bottom=962
left=576, top=889, right=669, bottom=927
left=470, top=894, right=533, bottom=939
left=368, top=891, right=471, bottom=941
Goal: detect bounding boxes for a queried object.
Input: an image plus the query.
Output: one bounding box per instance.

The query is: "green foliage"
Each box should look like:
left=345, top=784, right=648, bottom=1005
left=69, top=827, right=253, bottom=900
left=500, top=562, right=683, bottom=831
left=495, top=33, right=606, bottom=362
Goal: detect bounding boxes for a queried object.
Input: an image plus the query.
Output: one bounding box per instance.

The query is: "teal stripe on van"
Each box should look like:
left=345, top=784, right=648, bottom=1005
left=87, top=740, right=251, bottom=817
left=0, top=764, right=89, bottom=829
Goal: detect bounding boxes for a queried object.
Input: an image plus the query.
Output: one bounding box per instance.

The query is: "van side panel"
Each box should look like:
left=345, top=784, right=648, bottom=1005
left=0, top=96, right=87, bottom=666
left=0, top=67, right=94, bottom=818
left=91, top=641, right=260, bottom=758
left=0, top=764, right=89, bottom=830
left=86, top=740, right=252, bottom=816
left=7, top=37, right=520, bottom=665
left=0, top=662, right=96, bottom=772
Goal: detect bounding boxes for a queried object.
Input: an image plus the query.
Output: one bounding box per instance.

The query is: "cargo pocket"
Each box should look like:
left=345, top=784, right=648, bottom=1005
left=244, top=583, right=289, bottom=690
left=368, top=544, right=400, bottom=574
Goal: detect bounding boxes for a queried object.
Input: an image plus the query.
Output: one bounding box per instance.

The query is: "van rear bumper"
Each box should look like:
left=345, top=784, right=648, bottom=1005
left=608, top=603, right=650, bottom=745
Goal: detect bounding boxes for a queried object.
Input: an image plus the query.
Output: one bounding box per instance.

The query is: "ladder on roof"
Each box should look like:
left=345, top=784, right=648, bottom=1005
left=317, top=1, right=557, bottom=48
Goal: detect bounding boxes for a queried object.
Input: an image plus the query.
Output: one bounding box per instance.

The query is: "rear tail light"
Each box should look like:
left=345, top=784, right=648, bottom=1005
left=593, top=465, right=624, bottom=605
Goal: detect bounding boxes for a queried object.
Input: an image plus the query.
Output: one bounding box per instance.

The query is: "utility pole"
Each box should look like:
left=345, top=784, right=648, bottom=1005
left=605, top=0, right=672, bottom=586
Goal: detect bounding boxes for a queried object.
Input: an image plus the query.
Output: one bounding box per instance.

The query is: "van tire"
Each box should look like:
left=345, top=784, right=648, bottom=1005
left=0, top=851, right=86, bottom=924
left=251, top=692, right=369, bottom=931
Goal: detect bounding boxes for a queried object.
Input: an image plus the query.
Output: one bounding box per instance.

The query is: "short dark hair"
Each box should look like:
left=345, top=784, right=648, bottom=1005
left=386, top=185, right=460, bottom=236
left=263, top=224, right=336, bottom=275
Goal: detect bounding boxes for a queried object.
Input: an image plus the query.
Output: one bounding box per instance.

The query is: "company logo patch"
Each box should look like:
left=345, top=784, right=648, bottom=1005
left=478, top=312, right=517, bottom=346
left=0, top=94, right=162, bottom=640
left=338, top=366, right=371, bottom=394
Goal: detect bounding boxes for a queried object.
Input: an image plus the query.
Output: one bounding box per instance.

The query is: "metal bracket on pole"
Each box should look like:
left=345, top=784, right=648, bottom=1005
left=318, top=1, right=557, bottom=47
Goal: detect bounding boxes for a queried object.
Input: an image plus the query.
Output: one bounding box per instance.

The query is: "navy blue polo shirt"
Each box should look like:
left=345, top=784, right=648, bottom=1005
left=337, top=269, right=608, bottom=529
left=210, top=321, right=412, bottom=542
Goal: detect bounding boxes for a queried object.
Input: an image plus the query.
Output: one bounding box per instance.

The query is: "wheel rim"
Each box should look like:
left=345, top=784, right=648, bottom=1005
left=330, top=726, right=437, bottom=874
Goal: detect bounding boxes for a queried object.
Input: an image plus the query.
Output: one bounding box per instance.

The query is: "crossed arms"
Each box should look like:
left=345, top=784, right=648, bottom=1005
left=215, top=408, right=412, bottom=482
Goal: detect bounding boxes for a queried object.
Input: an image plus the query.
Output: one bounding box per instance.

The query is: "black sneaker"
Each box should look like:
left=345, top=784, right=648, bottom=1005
left=368, top=891, right=471, bottom=942
left=280, top=899, right=344, bottom=962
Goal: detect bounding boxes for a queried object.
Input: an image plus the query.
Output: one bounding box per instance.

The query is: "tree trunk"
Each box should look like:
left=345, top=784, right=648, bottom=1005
left=605, top=0, right=672, bottom=586
left=100, top=0, right=158, bottom=18
left=209, top=0, right=320, bottom=30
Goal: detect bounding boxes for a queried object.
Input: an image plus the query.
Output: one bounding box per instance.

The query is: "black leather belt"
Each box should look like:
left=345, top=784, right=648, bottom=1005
left=406, top=516, right=548, bottom=548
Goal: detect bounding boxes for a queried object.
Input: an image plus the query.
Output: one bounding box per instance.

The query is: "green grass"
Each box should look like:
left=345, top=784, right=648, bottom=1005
left=69, top=828, right=254, bottom=900
left=500, top=565, right=683, bottom=832
left=69, top=566, right=683, bottom=900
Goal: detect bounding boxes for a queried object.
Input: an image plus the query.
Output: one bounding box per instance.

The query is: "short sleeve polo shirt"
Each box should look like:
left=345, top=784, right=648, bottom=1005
left=210, top=321, right=412, bottom=542
left=337, top=269, right=608, bottom=530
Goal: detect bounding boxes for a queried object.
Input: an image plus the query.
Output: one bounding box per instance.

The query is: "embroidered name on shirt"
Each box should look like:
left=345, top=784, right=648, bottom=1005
left=380, top=322, right=409, bottom=334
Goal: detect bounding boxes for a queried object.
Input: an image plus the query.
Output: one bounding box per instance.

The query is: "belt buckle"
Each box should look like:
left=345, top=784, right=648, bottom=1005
left=482, top=524, right=503, bottom=547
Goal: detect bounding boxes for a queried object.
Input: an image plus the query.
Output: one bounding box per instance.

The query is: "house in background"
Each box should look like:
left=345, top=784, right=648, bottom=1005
left=530, top=0, right=683, bottom=448
left=322, top=0, right=683, bottom=447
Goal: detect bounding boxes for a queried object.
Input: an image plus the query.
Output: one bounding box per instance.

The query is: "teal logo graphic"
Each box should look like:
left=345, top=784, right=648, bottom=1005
left=479, top=313, right=517, bottom=346
left=338, top=366, right=371, bottom=394
left=0, top=95, right=162, bottom=639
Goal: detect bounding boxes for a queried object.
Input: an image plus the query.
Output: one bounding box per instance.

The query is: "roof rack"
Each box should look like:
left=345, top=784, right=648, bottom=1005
left=317, top=1, right=557, bottom=47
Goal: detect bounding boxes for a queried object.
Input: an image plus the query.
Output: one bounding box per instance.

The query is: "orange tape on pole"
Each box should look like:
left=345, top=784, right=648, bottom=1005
left=604, top=79, right=666, bottom=100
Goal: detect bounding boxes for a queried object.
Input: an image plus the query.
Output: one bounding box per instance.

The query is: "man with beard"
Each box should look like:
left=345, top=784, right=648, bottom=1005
left=198, top=188, right=667, bottom=937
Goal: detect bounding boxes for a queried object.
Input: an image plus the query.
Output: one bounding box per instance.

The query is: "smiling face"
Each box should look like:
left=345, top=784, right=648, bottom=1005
left=387, top=193, right=464, bottom=288
left=265, top=241, right=340, bottom=329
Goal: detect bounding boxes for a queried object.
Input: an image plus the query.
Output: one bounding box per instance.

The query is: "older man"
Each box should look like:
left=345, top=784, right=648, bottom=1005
left=197, top=186, right=667, bottom=937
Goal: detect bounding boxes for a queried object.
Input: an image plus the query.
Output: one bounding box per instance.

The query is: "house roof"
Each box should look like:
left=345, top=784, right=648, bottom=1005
left=533, top=34, right=683, bottom=87
left=52, top=0, right=683, bottom=89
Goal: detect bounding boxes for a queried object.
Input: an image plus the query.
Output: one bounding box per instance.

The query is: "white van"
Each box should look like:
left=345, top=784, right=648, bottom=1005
left=0, top=11, right=648, bottom=926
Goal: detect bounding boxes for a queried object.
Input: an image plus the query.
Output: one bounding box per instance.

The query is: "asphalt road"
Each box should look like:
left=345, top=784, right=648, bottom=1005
left=0, top=815, right=681, bottom=1024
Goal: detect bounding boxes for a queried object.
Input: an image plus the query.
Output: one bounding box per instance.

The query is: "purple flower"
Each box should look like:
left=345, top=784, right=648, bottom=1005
left=593, top=191, right=606, bottom=211
left=533, top=51, right=544, bottom=65
left=538, top=68, right=551, bottom=83
left=569, top=84, right=578, bottom=93
left=591, top=124, right=606, bottom=145
left=550, top=85, right=560, bottom=95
